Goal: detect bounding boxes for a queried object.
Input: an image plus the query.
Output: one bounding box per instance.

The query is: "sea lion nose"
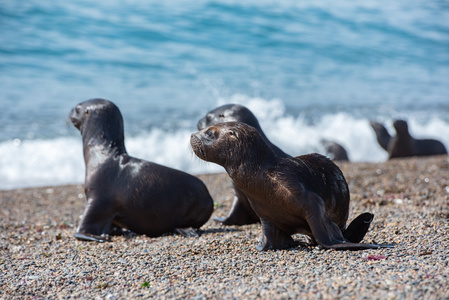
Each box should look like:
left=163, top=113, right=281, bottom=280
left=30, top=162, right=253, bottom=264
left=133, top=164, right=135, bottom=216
left=190, top=133, right=200, bottom=146
left=68, top=108, right=75, bottom=122
left=190, top=134, right=205, bottom=155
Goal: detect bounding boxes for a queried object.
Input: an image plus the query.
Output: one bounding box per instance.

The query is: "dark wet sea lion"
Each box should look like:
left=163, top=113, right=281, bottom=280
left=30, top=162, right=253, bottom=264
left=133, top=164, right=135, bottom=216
left=197, top=104, right=289, bottom=225
left=70, top=98, right=213, bottom=242
left=370, top=120, right=447, bottom=159
left=197, top=104, right=287, bottom=156
left=191, top=122, right=390, bottom=251
left=198, top=104, right=352, bottom=225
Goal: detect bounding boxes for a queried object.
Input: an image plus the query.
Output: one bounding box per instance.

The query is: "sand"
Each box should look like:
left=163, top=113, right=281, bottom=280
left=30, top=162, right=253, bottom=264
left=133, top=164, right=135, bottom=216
left=1, top=156, right=448, bottom=299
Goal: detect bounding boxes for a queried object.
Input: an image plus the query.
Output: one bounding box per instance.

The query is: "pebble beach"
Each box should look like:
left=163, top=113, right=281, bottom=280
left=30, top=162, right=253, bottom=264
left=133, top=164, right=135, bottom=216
left=1, top=155, right=448, bottom=299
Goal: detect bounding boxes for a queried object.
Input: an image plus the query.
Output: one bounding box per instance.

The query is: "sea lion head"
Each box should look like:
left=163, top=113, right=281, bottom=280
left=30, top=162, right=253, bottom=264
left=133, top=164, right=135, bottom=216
left=197, top=104, right=262, bottom=131
left=191, top=122, right=274, bottom=170
left=70, top=98, right=125, bottom=147
left=393, top=120, right=409, bottom=136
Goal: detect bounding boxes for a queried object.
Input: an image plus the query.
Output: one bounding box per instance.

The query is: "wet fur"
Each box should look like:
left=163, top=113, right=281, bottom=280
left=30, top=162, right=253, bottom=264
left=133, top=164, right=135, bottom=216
left=191, top=122, right=387, bottom=251
left=196, top=104, right=288, bottom=225
left=70, top=98, right=213, bottom=242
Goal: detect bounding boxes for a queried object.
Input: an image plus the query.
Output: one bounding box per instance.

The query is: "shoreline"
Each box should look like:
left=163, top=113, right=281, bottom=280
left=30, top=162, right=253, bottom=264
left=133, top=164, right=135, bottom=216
left=1, top=156, right=448, bottom=298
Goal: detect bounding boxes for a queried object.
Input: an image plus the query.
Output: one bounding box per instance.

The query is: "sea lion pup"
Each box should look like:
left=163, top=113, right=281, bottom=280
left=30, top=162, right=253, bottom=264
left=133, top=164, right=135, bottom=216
left=370, top=120, right=447, bottom=159
left=197, top=104, right=287, bottom=157
left=321, top=139, right=349, bottom=161
left=198, top=104, right=287, bottom=225
left=198, top=104, right=355, bottom=226
left=191, top=122, right=389, bottom=251
left=369, top=121, right=392, bottom=152
left=197, top=104, right=354, bottom=226
left=197, top=104, right=290, bottom=225
left=70, top=98, right=213, bottom=242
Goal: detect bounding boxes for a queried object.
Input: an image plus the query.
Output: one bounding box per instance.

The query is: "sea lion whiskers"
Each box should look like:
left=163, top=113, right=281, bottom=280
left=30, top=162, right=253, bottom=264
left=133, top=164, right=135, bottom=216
left=188, top=140, right=211, bottom=170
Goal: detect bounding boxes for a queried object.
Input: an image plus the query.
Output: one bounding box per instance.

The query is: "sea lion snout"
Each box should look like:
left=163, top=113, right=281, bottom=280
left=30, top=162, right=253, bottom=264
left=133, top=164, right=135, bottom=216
left=190, top=133, right=206, bottom=160
left=69, top=105, right=83, bottom=130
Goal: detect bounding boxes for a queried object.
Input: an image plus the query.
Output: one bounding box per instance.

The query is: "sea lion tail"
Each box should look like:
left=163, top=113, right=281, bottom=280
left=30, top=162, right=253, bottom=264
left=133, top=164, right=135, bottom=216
left=343, top=212, right=374, bottom=243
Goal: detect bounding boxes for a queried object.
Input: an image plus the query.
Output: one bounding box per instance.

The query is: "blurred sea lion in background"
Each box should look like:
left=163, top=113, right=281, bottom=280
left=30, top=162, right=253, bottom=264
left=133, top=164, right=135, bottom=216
left=321, top=139, right=349, bottom=161
left=370, top=119, right=447, bottom=159
left=70, top=98, right=214, bottom=242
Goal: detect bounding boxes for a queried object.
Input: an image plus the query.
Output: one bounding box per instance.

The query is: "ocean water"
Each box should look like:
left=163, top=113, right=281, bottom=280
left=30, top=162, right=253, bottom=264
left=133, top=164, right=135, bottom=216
left=1, top=0, right=449, bottom=189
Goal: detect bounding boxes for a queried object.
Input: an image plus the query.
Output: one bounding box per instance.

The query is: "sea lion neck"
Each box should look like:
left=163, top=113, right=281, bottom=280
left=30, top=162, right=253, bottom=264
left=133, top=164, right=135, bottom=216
left=393, top=120, right=411, bottom=139
left=82, top=134, right=127, bottom=168
left=226, top=147, right=280, bottom=184
left=82, top=132, right=127, bottom=155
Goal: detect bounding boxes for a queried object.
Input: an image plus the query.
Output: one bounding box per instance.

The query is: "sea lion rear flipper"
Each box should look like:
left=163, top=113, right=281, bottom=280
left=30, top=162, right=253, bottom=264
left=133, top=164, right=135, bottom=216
left=311, top=221, right=394, bottom=250
left=343, top=212, right=374, bottom=243
left=328, top=242, right=395, bottom=250
left=174, top=227, right=199, bottom=237
left=214, top=187, right=260, bottom=226
left=306, top=198, right=393, bottom=250
left=257, top=218, right=297, bottom=251
left=370, top=121, right=391, bottom=151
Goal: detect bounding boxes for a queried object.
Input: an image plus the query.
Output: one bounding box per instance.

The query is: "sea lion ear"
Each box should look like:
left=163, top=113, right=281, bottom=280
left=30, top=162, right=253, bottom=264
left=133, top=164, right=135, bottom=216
left=228, top=130, right=238, bottom=139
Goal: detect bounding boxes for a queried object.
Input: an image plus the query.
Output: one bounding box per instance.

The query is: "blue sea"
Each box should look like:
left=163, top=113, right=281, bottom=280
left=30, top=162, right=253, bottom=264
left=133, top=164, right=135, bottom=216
left=1, top=0, right=449, bottom=189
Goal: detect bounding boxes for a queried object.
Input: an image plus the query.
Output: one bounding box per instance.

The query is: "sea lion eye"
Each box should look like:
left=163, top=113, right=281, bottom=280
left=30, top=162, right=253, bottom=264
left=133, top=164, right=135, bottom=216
left=207, top=130, right=214, bottom=138
left=85, top=110, right=90, bottom=116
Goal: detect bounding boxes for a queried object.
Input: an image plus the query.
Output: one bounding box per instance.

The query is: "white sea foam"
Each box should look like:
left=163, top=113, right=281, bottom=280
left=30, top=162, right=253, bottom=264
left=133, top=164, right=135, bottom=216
left=1, top=97, right=448, bottom=190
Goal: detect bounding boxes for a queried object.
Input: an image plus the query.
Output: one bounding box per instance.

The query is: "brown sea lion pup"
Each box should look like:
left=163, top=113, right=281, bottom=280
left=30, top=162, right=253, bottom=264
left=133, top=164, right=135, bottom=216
left=370, top=120, right=447, bottom=159
left=197, top=104, right=288, bottom=226
left=198, top=104, right=353, bottom=226
left=190, top=122, right=392, bottom=251
left=69, top=98, right=213, bottom=242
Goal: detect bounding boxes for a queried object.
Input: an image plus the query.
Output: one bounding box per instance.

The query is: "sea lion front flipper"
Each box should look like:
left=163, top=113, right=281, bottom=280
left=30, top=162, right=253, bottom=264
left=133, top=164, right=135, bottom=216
left=75, top=196, right=115, bottom=242
left=343, top=212, right=374, bottom=243
left=256, top=218, right=297, bottom=251
left=370, top=121, right=391, bottom=151
left=174, top=227, right=199, bottom=237
left=74, top=232, right=110, bottom=242
left=214, top=186, right=260, bottom=226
